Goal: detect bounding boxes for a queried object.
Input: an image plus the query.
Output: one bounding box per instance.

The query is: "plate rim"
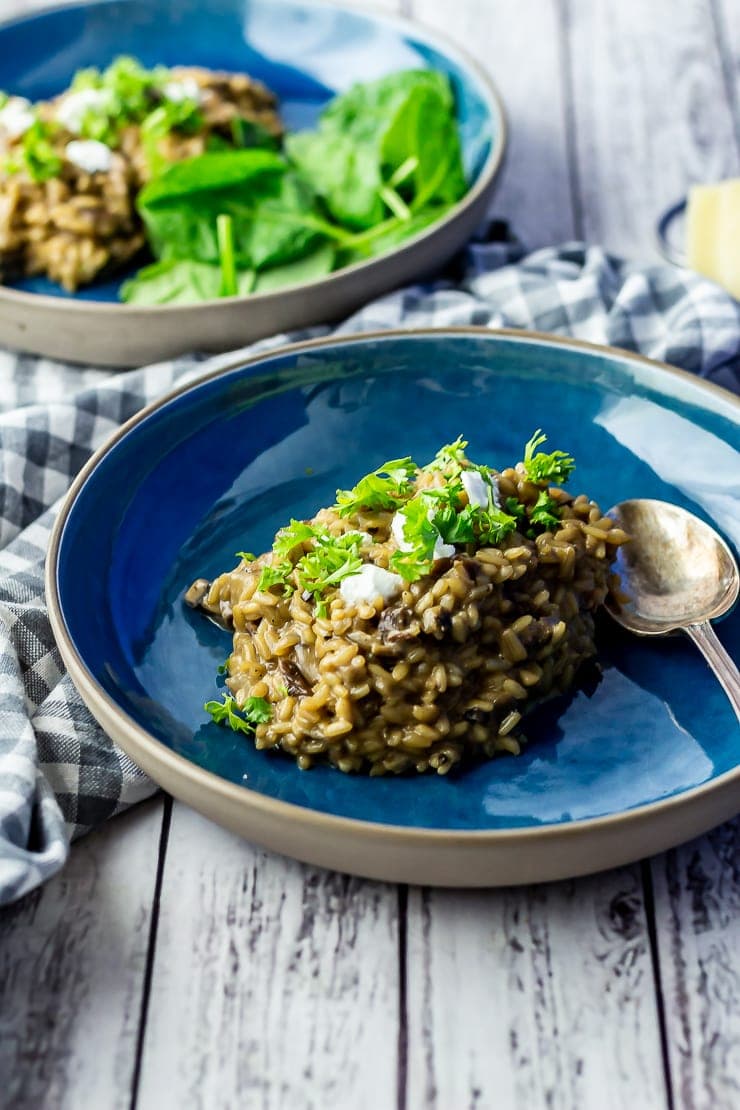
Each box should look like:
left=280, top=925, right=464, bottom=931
left=45, top=325, right=740, bottom=855
left=0, top=0, right=507, bottom=314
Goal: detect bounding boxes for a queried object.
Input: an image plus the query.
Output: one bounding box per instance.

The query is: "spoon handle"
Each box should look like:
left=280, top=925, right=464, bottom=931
left=685, top=622, right=740, bottom=723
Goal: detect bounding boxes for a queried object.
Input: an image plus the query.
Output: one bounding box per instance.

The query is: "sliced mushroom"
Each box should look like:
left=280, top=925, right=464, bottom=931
left=278, top=659, right=312, bottom=697
left=377, top=605, right=421, bottom=644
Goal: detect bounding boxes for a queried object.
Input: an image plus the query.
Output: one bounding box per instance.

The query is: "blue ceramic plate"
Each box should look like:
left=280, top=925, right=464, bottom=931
left=47, top=330, right=740, bottom=885
left=0, top=0, right=505, bottom=365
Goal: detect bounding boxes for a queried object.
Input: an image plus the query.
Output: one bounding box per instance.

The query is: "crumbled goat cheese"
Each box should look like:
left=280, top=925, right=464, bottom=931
left=339, top=564, right=404, bottom=606
left=56, top=88, right=114, bottom=133
left=65, top=139, right=113, bottom=173
left=0, top=97, right=35, bottom=138
left=162, top=78, right=202, bottom=103
left=461, top=469, right=490, bottom=508
left=391, top=510, right=455, bottom=560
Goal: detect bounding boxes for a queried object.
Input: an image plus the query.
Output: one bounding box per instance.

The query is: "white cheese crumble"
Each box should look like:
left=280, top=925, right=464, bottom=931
left=65, top=139, right=113, bottom=174
left=339, top=564, right=404, bottom=607
left=461, top=469, right=490, bottom=508
left=162, top=77, right=202, bottom=103
left=390, top=510, right=455, bottom=561
left=56, top=88, right=113, bottom=133
left=0, top=97, right=35, bottom=138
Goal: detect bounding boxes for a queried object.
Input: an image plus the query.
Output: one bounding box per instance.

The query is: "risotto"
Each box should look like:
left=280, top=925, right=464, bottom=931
left=187, top=433, right=629, bottom=775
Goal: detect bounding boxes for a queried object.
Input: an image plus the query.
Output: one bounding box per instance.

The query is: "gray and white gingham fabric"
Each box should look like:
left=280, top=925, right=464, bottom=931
left=2, top=237, right=739, bottom=905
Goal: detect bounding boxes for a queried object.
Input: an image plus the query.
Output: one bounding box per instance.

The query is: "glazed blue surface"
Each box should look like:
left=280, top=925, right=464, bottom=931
left=1, top=0, right=497, bottom=303
left=55, top=332, right=740, bottom=829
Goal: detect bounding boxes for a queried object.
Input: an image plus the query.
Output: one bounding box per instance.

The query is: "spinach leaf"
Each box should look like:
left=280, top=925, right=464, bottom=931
left=338, top=204, right=447, bottom=265
left=125, top=69, right=468, bottom=304
left=285, top=130, right=385, bottom=229
left=379, top=83, right=466, bottom=206
left=254, top=243, right=335, bottom=292
left=246, top=172, right=326, bottom=269
left=138, top=149, right=285, bottom=206
left=138, top=150, right=327, bottom=268
left=286, top=69, right=466, bottom=229
left=121, top=258, right=255, bottom=305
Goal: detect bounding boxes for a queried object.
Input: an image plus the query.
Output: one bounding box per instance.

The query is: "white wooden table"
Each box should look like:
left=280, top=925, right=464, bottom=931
left=2, top=1, right=740, bottom=1107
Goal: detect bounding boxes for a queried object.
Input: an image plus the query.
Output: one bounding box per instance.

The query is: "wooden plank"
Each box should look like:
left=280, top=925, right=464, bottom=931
left=0, top=798, right=163, bottom=1110
left=136, top=803, right=400, bottom=1110
left=714, top=0, right=740, bottom=145
left=412, top=0, right=578, bottom=247
left=651, top=820, right=740, bottom=1110
left=564, top=0, right=740, bottom=260
left=405, top=868, right=668, bottom=1109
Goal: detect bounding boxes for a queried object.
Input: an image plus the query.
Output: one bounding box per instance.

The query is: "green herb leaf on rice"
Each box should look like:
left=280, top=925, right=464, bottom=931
left=522, top=429, right=576, bottom=485
left=204, top=693, right=272, bottom=734
left=335, top=456, right=417, bottom=516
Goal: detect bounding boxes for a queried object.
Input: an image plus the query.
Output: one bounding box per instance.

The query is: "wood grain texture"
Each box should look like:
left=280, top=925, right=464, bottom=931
left=651, top=820, right=740, bottom=1110
left=405, top=868, right=668, bottom=1110
left=412, top=0, right=578, bottom=248
left=713, top=0, right=740, bottom=150
left=135, top=804, right=400, bottom=1110
left=564, top=0, right=740, bottom=260
left=0, top=800, right=163, bottom=1110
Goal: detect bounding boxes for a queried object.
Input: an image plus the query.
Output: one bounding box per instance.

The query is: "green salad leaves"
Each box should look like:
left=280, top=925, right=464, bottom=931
left=121, top=68, right=469, bottom=305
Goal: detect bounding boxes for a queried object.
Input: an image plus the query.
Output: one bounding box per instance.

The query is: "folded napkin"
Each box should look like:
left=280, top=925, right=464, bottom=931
left=2, top=235, right=739, bottom=905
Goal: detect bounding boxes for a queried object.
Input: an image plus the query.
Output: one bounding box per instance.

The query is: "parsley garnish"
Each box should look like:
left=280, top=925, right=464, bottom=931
left=141, top=96, right=202, bottom=173
left=11, top=119, right=62, bottom=182
left=529, top=490, right=561, bottom=531
left=272, top=520, right=318, bottom=559
left=522, top=430, right=575, bottom=485
left=256, top=521, right=365, bottom=613
left=294, top=531, right=363, bottom=615
left=204, top=694, right=272, bottom=735
left=389, top=496, right=442, bottom=581
left=335, top=456, right=417, bottom=516
left=235, top=551, right=256, bottom=562
left=257, top=562, right=294, bottom=594
left=423, top=436, right=469, bottom=477
left=504, top=496, right=526, bottom=525
left=475, top=506, right=518, bottom=546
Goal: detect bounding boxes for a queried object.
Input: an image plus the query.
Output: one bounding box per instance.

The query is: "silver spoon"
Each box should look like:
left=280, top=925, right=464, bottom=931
left=605, top=499, right=740, bottom=722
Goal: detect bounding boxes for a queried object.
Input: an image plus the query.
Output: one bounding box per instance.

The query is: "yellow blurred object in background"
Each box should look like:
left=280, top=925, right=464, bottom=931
left=686, top=179, right=740, bottom=299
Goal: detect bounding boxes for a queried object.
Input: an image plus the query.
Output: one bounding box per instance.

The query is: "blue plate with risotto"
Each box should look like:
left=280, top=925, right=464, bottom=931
left=0, top=0, right=504, bottom=366
left=47, top=329, right=740, bottom=885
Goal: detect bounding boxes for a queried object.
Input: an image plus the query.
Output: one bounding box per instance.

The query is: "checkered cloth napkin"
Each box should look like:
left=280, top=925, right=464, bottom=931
left=2, top=235, right=739, bottom=905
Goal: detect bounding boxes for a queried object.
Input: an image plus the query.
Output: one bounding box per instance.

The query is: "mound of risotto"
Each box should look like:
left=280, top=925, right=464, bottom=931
left=187, top=432, right=628, bottom=775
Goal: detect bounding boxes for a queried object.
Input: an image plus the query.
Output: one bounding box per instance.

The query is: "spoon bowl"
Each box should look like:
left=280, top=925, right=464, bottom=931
left=606, top=499, right=739, bottom=635
left=605, top=498, right=740, bottom=722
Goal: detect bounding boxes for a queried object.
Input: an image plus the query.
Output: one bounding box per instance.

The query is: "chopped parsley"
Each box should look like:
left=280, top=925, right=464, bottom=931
left=250, top=431, right=576, bottom=600
left=204, top=693, right=272, bottom=735
left=294, top=530, right=364, bottom=616
left=335, top=456, right=417, bottom=516
left=389, top=494, right=443, bottom=581
left=529, top=489, right=561, bottom=531
left=257, top=520, right=365, bottom=615
left=522, top=429, right=575, bottom=485
left=235, top=551, right=256, bottom=562
left=141, top=95, right=203, bottom=173
left=423, top=435, right=469, bottom=477
left=6, top=119, right=62, bottom=182
left=257, top=561, right=294, bottom=594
